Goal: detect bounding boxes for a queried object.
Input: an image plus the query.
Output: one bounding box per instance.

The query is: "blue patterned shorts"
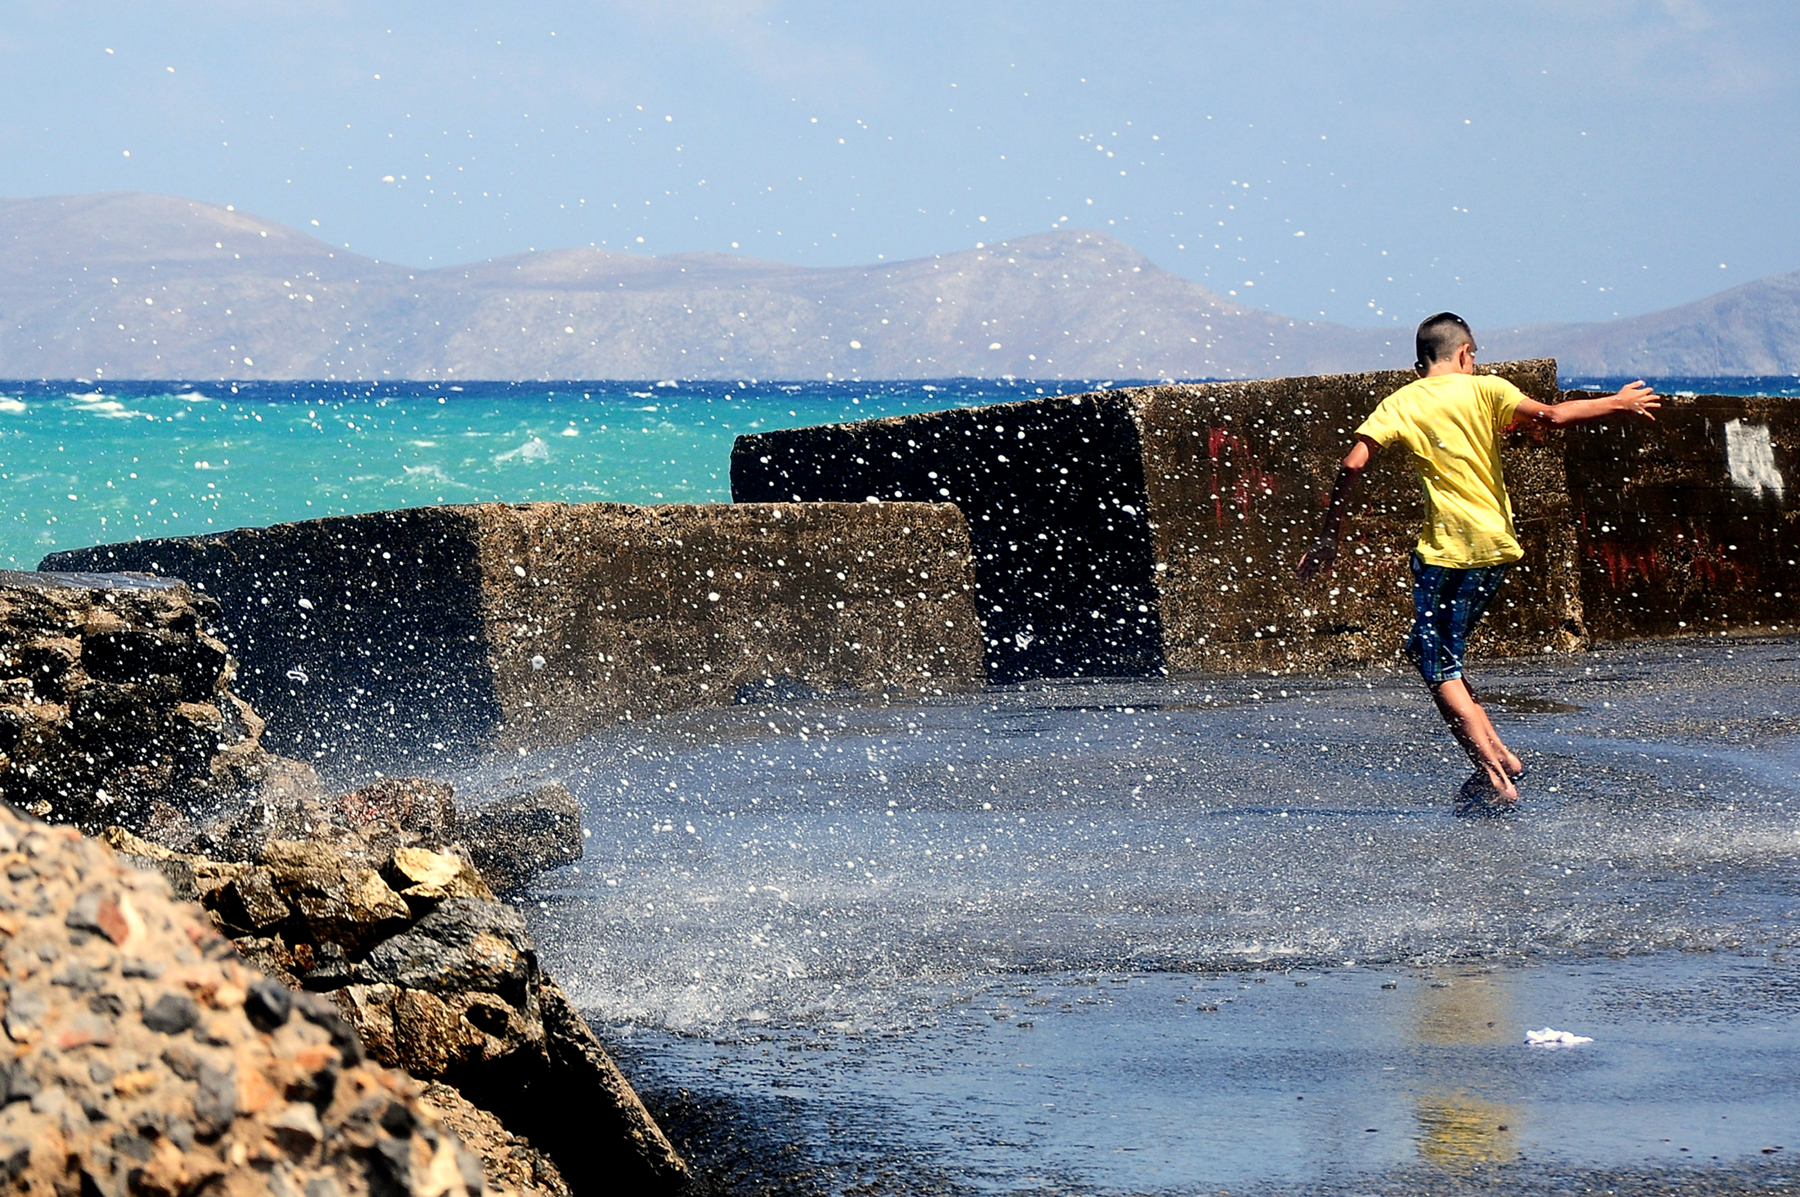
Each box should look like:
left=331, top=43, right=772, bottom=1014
left=1405, top=553, right=1510, bottom=684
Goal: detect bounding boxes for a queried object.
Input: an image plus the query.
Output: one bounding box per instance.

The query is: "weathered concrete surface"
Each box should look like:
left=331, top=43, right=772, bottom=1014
left=733, top=360, right=1566, bottom=678
left=734, top=393, right=1165, bottom=680
left=1137, top=358, right=1573, bottom=674
left=1561, top=391, right=1800, bottom=640
left=0, top=569, right=274, bottom=832
left=45, top=501, right=982, bottom=763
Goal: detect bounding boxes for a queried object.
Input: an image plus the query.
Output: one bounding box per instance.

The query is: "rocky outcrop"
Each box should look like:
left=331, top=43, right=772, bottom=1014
left=105, top=778, right=687, bottom=1195
left=457, top=785, right=582, bottom=895
left=44, top=501, right=983, bottom=770
left=177, top=776, right=579, bottom=900
left=0, top=801, right=512, bottom=1197
left=0, top=570, right=273, bottom=833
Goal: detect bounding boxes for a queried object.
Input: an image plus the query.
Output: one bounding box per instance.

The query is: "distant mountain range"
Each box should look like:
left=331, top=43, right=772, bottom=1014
left=2, top=191, right=1796, bottom=381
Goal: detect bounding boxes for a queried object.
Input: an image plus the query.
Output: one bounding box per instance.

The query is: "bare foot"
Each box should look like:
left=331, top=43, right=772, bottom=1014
left=1456, top=772, right=1520, bottom=816
left=1480, top=760, right=1520, bottom=803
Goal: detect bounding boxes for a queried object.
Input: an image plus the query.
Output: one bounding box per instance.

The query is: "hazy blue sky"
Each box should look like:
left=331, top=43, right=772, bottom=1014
left=3, top=1, right=1796, bottom=328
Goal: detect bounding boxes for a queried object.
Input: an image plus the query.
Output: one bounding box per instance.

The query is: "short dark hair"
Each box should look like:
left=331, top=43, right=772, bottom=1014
left=1415, top=312, right=1474, bottom=371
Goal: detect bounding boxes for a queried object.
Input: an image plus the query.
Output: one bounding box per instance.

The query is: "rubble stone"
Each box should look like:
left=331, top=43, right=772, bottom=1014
left=0, top=800, right=516, bottom=1197
left=458, top=784, right=583, bottom=894
left=105, top=787, right=685, bottom=1195
left=336, top=778, right=457, bottom=845
left=0, top=570, right=273, bottom=832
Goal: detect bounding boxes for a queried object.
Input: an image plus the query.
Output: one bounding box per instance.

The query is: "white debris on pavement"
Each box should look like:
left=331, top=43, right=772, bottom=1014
left=1525, top=1027, right=1594, bottom=1047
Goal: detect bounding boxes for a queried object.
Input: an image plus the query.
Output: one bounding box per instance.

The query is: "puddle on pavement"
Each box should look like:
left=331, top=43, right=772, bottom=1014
left=488, top=635, right=1800, bottom=1194
left=609, top=954, right=1800, bottom=1194
left=1478, top=692, right=1583, bottom=715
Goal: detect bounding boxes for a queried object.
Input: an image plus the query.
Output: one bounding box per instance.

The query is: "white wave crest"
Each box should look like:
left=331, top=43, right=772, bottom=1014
left=495, top=437, right=550, bottom=463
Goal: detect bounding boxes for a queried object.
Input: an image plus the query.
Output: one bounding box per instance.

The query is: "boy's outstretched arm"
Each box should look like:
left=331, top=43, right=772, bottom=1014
left=1516, top=380, right=1660, bottom=426
left=1297, top=436, right=1378, bottom=582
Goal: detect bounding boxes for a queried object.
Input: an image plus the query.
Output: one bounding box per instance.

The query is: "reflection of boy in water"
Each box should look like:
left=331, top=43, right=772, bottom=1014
left=1298, top=312, right=1659, bottom=804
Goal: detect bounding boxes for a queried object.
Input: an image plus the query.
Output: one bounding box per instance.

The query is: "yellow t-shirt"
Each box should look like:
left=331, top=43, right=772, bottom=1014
left=1354, top=373, right=1526, bottom=568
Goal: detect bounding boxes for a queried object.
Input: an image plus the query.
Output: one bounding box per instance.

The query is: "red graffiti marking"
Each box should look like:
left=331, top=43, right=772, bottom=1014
left=1207, top=427, right=1280, bottom=528
left=1584, top=524, right=1758, bottom=593
left=1590, top=540, right=1664, bottom=590
left=1686, top=534, right=1757, bottom=590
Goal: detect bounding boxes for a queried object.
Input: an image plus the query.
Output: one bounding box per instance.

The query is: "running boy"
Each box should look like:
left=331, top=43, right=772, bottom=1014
left=1297, top=312, right=1659, bottom=804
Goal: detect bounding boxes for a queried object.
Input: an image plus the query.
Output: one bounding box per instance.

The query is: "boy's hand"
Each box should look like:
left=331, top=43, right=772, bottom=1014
left=1614, top=380, right=1660, bottom=420
left=1297, top=539, right=1336, bottom=582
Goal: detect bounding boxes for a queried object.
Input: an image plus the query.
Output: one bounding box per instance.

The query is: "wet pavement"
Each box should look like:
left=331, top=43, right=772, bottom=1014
left=481, top=635, right=1800, bottom=1195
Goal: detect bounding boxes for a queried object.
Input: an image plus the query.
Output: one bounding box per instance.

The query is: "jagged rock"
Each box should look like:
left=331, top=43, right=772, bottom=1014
left=360, top=898, right=537, bottom=1004
left=10, top=577, right=673, bottom=1191
left=418, top=1083, right=570, bottom=1197
left=0, top=570, right=273, bottom=833
left=341, top=985, right=541, bottom=1078
left=185, top=788, right=338, bottom=863
left=384, top=847, right=491, bottom=907
left=259, top=755, right=326, bottom=803
left=530, top=977, right=692, bottom=1189
left=337, top=778, right=457, bottom=845
left=459, top=784, right=583, bottom=894
left=248, top=840, right=416, bottom=955
left=96, top=825, right=249, bottom=903
left=185, top=771, right=577, bottom=900
left=104, top=821, right=687, bottom=1192
left=0, top=800, right=510, bottom=1197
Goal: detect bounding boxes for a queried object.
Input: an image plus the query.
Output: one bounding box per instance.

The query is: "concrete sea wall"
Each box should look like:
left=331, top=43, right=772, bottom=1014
left=1563, top=391, right=1800, bottom=640
left=1134, top=359, right=1573, bottom=673
left=36, top=370, right=1796, bottom=750
left=735, top=359, right=1577, bottom=677
left=732, top=391, right=1164, bottom=680
left=45, top=501, right=982, bottom=762
left=736, top=362, right=1797, bottom=679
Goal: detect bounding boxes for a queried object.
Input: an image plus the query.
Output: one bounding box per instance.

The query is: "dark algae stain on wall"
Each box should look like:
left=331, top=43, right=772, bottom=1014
left=733, top=395, right=1165, bottom=682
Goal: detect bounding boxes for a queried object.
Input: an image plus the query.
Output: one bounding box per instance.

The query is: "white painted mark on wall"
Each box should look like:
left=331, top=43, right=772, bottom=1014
left=1725, top=419, right=1784, bottom=500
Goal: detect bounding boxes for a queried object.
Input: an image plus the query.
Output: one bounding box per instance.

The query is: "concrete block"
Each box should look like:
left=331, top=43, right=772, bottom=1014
left=1562, top=392, right=1800, bottom=640
left=734, top=392, right=1163, bottom=680
left=1136, top=359, right=1577, bottom=674
left=735, top=359, right=1568, bottom=677
left=43, top=501, right=982, bottom=765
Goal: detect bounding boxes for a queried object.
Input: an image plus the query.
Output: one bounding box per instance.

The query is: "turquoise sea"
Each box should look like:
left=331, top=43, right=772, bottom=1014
left=0, top=378, right=1095, bottom=569
left=2, top=374, right=1793, bottom=569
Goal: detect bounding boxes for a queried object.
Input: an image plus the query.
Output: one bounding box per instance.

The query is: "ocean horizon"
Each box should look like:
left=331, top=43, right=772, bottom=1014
left=4, top=374, right=1794, bottom=570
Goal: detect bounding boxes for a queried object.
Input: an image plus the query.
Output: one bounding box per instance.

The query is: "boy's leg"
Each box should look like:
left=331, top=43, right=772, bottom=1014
left=1408, top=557, right=1520, bottom=800
left=1430, top=678, right=1519, bottom=802
left=1462, top=680, right=1524, bottom=777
